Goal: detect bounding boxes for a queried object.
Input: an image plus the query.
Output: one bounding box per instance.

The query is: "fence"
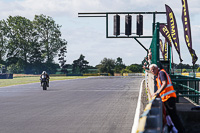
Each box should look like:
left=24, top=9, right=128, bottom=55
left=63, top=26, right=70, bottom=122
left=136, top=71, right=165, bottom=132
left=171, top=74, right=200, bottom=105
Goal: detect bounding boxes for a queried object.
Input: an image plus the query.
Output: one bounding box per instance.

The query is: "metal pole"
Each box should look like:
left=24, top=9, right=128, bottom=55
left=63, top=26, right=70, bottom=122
left=168, top=44, right=171, bottom=74
left=106, top=13, right=108, bottom=38
left=181, top=63, right=182, bottom=73
left=134, top=38, right=148, bottom=52
left=193, top=64, right=195, bottom=78
left=152, top=12, right=156, bottom=35
left=156, top=22, right=160, bottom=68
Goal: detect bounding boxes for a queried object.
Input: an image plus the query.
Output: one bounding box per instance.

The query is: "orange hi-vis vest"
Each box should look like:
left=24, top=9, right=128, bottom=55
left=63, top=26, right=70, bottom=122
left=156, top=69, right=176, bottom=102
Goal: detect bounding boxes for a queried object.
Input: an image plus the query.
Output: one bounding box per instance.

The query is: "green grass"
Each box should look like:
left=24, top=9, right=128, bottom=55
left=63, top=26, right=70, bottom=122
left=0, top=76, right=89, bottom=87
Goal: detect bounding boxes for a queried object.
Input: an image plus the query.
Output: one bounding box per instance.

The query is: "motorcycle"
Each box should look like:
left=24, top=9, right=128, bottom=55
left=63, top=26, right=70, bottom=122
left=41, top=75, right=49, bottom=90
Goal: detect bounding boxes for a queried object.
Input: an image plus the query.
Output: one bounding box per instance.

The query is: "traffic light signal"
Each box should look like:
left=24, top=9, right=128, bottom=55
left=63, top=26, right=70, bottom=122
left=113, top=15, right=120, bottom=35
left=125, top=15, right=132, bottom=35
left=136, top=15, right=143, bottom=35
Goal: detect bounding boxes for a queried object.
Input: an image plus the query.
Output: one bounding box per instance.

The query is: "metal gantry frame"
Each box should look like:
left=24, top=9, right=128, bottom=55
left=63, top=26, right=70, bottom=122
left=78, top=12, right=166, bottom=37
left=78, top=11, right=168, bottom=67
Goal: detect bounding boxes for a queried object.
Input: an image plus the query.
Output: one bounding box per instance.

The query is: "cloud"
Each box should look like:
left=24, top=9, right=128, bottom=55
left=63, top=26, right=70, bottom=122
left=0, top=0, right=200, bottom=65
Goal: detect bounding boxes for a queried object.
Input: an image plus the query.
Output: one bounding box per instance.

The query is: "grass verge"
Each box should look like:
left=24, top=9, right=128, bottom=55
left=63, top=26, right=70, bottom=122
left=0, top=76, right=89, bottom=87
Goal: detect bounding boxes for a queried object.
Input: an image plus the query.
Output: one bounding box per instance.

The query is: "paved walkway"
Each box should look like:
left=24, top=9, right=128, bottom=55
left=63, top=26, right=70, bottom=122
left=176, top=97, right=200, bottom=133
left=176, top=97, right=196, bottom=111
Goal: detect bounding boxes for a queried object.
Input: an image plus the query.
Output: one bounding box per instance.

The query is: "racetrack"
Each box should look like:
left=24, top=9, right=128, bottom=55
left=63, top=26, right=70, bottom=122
left=0, top=76, right=143, bottom=133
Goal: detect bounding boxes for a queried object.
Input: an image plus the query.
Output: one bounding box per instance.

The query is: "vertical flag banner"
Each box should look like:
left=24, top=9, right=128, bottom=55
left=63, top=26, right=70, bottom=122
left=159, top=39, right=165, bottom=59
left=164, top=39, right=168, bottom=60
left=165, top=4, right=183, bottom=62
left=181, top=0, right=198, bottom=64
left=190, top=49, right=198, bottom=64
left=160, top=24, right=172, bottom=47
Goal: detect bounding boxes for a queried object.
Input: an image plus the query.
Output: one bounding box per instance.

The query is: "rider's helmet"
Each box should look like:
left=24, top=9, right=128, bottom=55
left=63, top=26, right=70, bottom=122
left=42, top=71, right=46, bottom=75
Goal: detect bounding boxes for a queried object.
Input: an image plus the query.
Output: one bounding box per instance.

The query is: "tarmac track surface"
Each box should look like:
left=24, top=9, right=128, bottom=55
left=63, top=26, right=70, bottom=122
left=0, top=76, right=143, bottom=133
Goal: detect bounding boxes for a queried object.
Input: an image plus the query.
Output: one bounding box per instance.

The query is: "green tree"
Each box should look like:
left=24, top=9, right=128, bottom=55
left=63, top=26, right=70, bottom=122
left=7, top=60, right=24, bottom=74
left=114, top=57, right=126, bottom=73
left=0, top=14, right=67, bottom=74
left=42, top=62, right=60, bottom=74
left=0, top=64, right=6, bottom=73
left=72, top=54, right=89, bottom=74
left=121, top=68, right=132, bottom=75
left=6, top=16, right=34, bottom=72
left=33, top=14, right=67, bottom=63
left=28, top=43, right=43, bottom=73
left=58, top=46, right=67, bottom=68
left=96, top=58, right=115, bottom=75
left=0, top=20, right=8, bottom=63
left=58, top=46, right=67, bottom=74
left=126, top=64, right=143, bottom=73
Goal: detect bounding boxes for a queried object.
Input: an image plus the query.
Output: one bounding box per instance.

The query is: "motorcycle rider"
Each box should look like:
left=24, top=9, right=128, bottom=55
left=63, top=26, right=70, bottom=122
left=40, top=71, right=50, bottom=87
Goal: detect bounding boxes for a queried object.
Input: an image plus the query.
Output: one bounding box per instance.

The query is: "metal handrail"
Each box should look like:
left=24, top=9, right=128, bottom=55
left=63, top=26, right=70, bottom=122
left=171, top=75, right=200, bottom=105
left=177, top=83, right=200, bottom=94
left=136, top=97, right=163, bottom=132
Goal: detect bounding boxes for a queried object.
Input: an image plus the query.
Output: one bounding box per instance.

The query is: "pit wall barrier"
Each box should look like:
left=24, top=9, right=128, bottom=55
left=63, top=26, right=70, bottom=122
left=123, top=73, right=145, bottom=76
left=66, top=73, right=111, bottom=76
left=136, top=71, right=168, bottom=133
left=0, top=74, right=13, bottom=79
left=83, top=73, right=100, bottom=76
left=136, top=98, right=164, bottom=132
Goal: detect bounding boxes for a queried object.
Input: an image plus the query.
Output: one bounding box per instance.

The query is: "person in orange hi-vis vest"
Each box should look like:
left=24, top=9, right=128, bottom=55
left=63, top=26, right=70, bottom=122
left=149, top=64, right=185, bottom=133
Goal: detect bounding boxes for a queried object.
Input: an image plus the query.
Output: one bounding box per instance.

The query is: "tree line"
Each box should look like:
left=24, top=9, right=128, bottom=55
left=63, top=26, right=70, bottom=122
left=65, top=54, right=200, bottom=75
left=0, top=14, right=67, bottom=74
left=62, top=54, right=143, bottom=75
left=172, top=63, right=200, bottom=69
left=172, top=63, right=200, bottom=73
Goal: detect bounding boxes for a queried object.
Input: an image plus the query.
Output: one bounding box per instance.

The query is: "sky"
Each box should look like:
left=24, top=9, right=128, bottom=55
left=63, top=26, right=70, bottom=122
left=0, top=0, right=200, bottom=66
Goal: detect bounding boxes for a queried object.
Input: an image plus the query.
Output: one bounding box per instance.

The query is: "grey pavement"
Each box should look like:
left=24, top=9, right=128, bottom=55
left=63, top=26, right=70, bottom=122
left=176, top=97, right=200, bottom=133
left=0, top=76, right=143, bottom=133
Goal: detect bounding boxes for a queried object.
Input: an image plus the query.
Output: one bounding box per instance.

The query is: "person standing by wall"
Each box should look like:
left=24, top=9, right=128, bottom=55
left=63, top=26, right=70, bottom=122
left=149, top=64, right=185, bottom=133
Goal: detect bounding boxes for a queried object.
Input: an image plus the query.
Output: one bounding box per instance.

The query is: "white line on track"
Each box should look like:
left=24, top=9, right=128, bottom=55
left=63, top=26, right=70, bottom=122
left=131, top=79, right=144, bottom=133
